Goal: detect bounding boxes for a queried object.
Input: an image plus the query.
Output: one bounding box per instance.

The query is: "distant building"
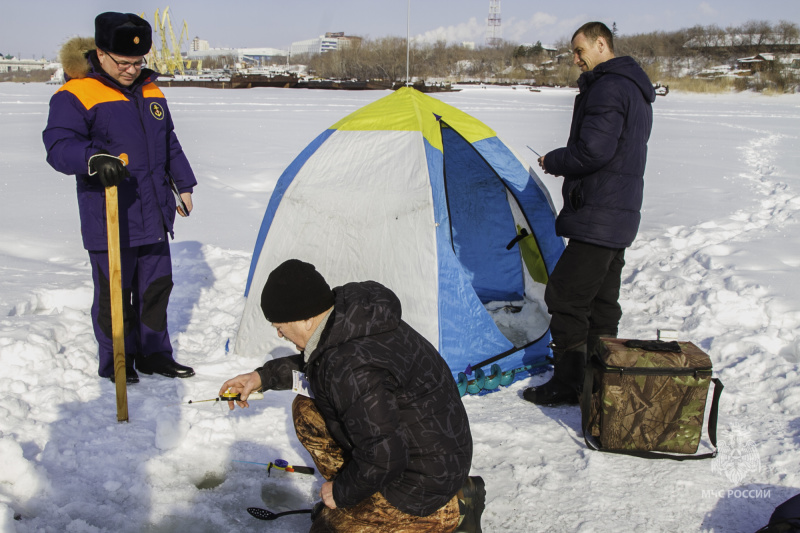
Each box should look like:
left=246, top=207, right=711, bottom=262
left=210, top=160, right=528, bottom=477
left=461, top=42, right=475, bottom=50
left=519, top=42, right=558, bottom=58
left=780, top=54, right=800, bottom=69
left=0, top=57, right=55, bottom=73
left=289, top=32, right=361, bottom=57
left=737, top=53, right=776, bottom=72
left=191, top=37, right=210, bottom=52
left=186, top=47, right=289, bottom=66
left=239, top=48, right=289, bottom=65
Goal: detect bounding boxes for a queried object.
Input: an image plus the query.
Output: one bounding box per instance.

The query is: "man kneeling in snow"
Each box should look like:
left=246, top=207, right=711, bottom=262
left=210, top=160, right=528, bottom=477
left=220, top=259, right=483, bottom=532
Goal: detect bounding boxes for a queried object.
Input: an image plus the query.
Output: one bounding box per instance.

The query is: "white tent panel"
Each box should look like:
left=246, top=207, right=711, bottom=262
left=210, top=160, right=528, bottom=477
left=236, top=129, right=440, bottom=357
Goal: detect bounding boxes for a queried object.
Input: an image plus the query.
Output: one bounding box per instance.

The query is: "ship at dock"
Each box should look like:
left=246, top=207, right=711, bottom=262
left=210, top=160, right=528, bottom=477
left=158, top=67, right=298, bottom=89
left=157, top=69, right=458, bottom=92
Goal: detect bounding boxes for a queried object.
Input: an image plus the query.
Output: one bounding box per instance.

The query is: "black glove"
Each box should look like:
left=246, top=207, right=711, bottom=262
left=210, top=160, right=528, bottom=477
left=88, top=150, right=130, bottom=187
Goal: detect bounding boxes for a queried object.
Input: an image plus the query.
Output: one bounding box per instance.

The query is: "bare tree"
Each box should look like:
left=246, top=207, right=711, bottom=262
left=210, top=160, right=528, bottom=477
left=290, top=21, right=800, bottom=91
left=775, top=20, right=800, bottom=47
left=740, top=20, right=773, bottom=51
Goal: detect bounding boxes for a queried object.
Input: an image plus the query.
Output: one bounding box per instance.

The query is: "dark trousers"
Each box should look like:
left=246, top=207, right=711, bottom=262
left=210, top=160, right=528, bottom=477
left=545, top=239, right=626, bottom=351
left=89, top=242, right=174, bottom=377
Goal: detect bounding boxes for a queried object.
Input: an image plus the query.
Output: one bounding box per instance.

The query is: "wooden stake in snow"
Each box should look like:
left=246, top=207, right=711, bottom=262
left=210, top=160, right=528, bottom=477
left=105, top=183, right=129, bottom=422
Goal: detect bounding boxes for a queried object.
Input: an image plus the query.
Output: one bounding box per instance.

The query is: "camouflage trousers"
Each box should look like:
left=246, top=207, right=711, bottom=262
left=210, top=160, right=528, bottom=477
left=292, top=395, right=460, bottom=533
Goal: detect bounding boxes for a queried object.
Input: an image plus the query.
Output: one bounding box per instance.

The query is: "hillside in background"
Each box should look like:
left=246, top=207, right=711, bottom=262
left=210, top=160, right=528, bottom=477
left=302, top=20, right=800, bottom=92
left=3, top=19, right=799, bottom=92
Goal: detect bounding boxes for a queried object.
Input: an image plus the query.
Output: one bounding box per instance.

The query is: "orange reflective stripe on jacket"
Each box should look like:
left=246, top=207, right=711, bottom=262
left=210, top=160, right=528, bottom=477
left=141, top=82, right=165, bottom=99
left=57, top=79, right=165, bottom=111
left=57, top=78, right=128, bottom=110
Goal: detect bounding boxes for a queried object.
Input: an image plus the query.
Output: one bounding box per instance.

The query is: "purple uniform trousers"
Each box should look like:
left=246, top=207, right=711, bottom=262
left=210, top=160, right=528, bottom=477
left=88, top=241, right=174, bottom=377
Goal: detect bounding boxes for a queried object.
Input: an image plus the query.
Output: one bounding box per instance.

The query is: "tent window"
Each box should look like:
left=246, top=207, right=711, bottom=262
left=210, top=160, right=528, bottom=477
left=441, top=123, right=550, bottom=348
left=441, top=125, right=524, bottom=303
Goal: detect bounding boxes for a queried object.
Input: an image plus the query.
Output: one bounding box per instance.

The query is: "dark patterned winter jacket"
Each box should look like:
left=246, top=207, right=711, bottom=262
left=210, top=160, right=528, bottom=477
left=543, top=55, right=656, bottom=249
left=43, top=40, right=196, bottom=251
left=256, top=281, right=473, bottom=516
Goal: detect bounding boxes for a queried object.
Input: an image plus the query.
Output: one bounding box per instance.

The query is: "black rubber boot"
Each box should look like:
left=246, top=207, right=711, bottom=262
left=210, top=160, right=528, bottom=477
left=522, top=377, right=577, bottom=406
left=456, top=476, right=486, bottom=533
left=310, top=500, right=325, bottom=523
left=136, top=354, right=195, bottom=378
left=109, top=358, right=139, bottom=384
left=523, top=344, right=586, bottom=406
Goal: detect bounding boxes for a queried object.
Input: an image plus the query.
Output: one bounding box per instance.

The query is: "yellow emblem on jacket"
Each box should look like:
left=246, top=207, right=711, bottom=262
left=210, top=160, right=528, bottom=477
left=150, top=102, right=165, bottom=120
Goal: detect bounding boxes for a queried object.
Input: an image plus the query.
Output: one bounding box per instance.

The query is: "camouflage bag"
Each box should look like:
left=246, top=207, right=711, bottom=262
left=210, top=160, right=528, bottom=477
left=580, top=338, right=724, bottom=460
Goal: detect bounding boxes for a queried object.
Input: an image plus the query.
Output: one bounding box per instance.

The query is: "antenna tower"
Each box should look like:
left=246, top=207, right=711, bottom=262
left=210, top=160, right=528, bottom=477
left=486, top=0, right=501, bottom=47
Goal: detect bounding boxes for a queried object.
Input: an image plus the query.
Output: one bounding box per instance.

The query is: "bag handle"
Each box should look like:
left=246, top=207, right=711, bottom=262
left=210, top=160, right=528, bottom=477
left=580, top=358, right=724, bottom=461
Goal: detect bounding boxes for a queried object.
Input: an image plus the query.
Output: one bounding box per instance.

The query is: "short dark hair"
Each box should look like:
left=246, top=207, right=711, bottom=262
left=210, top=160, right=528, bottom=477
left=572, top=22, right=614, bottom=53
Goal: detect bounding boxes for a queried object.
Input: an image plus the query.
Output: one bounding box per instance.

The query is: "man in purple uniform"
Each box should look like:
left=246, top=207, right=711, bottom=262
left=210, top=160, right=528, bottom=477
left=43, top=12, right=196, bottom=383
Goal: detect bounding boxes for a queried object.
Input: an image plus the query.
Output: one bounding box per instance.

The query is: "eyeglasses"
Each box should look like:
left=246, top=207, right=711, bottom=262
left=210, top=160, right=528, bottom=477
left=104, top=52, right=147, bottom=71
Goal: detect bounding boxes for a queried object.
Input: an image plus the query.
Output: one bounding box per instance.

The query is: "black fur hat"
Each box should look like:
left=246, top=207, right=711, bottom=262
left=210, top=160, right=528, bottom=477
left=261, top=260, right=335, bottom=323
left=95, top=12, right=152, bottom=56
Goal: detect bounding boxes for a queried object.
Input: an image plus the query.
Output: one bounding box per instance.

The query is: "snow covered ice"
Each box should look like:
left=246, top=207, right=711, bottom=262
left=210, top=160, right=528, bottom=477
left=1, top=83, right=799, bottom=532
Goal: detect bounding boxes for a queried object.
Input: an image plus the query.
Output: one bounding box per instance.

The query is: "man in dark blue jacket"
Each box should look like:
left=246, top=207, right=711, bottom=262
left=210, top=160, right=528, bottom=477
left=525, top=22, right=656, bottom=406
left=220, top=260, right=482, bottom=532
left=43, top=13, right=196, bottom=383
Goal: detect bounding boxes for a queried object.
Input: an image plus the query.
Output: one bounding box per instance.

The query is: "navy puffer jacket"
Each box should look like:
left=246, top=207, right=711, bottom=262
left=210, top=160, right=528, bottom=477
left=544, top=56, right=655, bottom=248
left=256, top=281, right=473, bottom=517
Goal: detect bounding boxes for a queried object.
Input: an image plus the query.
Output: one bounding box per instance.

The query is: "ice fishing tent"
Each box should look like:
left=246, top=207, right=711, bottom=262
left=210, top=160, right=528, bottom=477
left=236, top=87, right=563, bottom=378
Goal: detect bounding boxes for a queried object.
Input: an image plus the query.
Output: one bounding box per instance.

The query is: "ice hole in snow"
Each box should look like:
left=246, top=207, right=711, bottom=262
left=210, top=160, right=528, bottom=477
left=195, top=471, right=226, bottom=490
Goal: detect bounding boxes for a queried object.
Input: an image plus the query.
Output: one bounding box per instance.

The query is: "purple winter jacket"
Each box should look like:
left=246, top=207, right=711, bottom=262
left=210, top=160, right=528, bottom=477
left=43, top=51, right=196, bottom=251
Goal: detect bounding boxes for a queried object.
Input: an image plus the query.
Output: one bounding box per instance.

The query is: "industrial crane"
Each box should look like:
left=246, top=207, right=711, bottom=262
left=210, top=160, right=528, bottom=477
left=141, top=7, right=191, bottom=76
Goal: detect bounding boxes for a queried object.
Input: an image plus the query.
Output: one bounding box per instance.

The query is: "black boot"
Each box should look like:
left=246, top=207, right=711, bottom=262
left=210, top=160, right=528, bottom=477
left=522, top=377, right=576, bottom=406
left=523, top=344, right=586, bottom=406
left=456, top=476, right=485, bottom=533
left=109, top=359, right=139, bottom=384
left=136, top=354, right=195, bottom=378
left=310, top=500, right=325, bottom=523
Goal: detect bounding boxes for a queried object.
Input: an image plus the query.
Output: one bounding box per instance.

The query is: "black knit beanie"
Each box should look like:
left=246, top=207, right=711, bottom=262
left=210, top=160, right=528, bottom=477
left=260, top=259, right=334, bottom=323
left=95, top=12, right=152, bottom=56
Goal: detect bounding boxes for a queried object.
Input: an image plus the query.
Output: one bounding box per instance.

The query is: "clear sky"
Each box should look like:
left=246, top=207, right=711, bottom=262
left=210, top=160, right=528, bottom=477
left=3, top=0, right=799, bottom=59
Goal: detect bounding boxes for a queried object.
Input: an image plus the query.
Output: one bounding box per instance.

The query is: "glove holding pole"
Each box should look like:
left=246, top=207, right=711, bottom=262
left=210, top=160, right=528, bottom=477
left=89, top=149, right=130, bottom=187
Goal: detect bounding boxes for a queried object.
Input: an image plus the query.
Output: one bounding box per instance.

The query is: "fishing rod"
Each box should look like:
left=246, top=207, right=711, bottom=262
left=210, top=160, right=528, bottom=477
left=233, top=458, right=315, bottom=477
left=185, top=391, right=264, bottom=404
left=526, top=145, right=542, bottom=157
